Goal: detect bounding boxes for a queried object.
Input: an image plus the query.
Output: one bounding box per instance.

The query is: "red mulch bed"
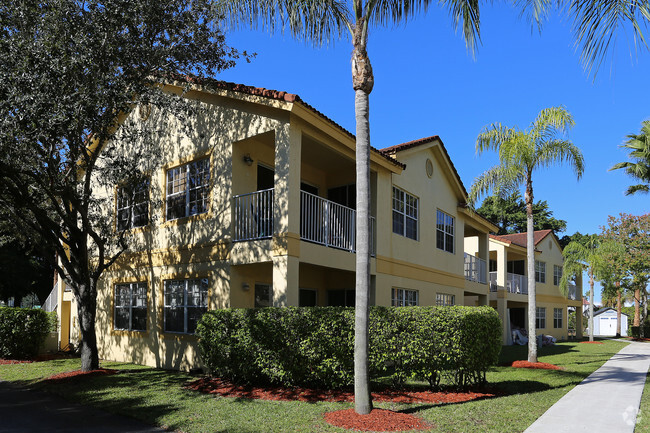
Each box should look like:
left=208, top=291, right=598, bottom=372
left=580, top=341, right=604, bottom=344
left=510, top=360, right=563, bottom=370
left=185, top=377, right=497, bottom=404
left=43, top=368, right=118, bottom=382
left=0, top=353, right=76, bottom=365
left=324, top=408, right=433, bottom=432
left=0, top=359, right=33, bottom=365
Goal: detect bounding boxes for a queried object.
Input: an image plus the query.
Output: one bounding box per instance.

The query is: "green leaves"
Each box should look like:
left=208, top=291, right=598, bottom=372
left=610, top=120, right=650, bottom=196
left=0, top=307, right=53, bottom=359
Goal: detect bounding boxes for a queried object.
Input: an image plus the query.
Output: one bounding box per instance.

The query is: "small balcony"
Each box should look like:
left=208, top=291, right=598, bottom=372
left=489, top=272, right=528, bottom=295
left=567, top=283, right=579, bottom=300
left=464, top=253, right=487, bottom=284
left=233, top=189, right=376, bottom=255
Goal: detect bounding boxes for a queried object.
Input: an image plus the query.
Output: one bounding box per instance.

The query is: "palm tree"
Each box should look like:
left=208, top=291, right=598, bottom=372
left=469, top=106, right=584, bottom=363
left=560, top=234, right=604, bottom=342
left=214, top=0, right=485, bottom=414
left=610, top=120, right=650, bottom=195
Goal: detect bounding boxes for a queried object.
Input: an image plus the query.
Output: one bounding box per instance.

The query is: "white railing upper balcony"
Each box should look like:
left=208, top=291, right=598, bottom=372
left=488, top=272, right=528, bottom=295
left=464, top=253, right=487, bottom=284
left=42, top=282, right=58, bottom=313
left=232, top=188, right=274, bottom=241
left=567, top=283, right=579, bottom=300
left=301, top=191, right=376, bottom=255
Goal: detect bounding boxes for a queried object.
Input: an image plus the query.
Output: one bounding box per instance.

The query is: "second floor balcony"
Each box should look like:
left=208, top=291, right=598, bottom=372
left=233, top=189, right=376, bottom=255
left=464, top=253, right=487, bottom=284
left=489, top=271, right=528, bottom=295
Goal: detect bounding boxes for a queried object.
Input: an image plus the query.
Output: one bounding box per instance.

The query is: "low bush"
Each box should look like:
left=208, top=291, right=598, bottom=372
left=197, top=306, right=501, bottom=389
left=0, top=307, right=53, bottom=359
left=630, top=325, right=650, bottom=339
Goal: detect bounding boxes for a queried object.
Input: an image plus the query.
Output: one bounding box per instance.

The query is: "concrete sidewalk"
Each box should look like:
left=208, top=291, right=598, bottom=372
left=525, top=341, right=650, bottom=433
left=0, top=380, right=166, bottom=433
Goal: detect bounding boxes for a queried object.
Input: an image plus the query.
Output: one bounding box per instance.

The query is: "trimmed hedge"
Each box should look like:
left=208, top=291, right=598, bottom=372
left=197, top=306, right=501, bottom=389
left=630, top=325, right=650, bottom=339
left=0, top=307, right=53, bottom=359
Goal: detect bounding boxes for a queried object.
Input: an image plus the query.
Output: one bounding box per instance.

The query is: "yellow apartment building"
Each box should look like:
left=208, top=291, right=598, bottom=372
left=47, top=78, right=580, bottom=369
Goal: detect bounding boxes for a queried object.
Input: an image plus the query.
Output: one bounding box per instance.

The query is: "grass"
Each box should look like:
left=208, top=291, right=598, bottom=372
left=0, top=339, right=629, bottom=432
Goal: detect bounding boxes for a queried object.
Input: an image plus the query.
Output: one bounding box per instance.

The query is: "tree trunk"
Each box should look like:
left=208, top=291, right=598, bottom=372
left=525, top=177, right=537, bottom=363
left=76, top=282, right=99, bottom=371
left=352, top=19, right=373, bottom=416
left=634, top=288, right=640, bottom=327
left=588, top=269, right=594, bottom=342
left=616, top=284, right=622, bottom=337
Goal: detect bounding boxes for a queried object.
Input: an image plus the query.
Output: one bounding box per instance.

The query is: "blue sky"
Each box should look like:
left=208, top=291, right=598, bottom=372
left=215, top=4, right=649, bottom=304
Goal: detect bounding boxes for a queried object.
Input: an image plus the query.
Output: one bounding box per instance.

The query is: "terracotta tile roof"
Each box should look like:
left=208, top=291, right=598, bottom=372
left=380, top=135, right=468, bottom=198
left=489, top=229, right=554, bottom=248
left=167, top=75, right=405, bottom=169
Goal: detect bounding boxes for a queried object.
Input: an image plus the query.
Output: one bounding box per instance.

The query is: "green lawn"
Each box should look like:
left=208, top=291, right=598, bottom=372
left=0, top=340, right=629, bottom=433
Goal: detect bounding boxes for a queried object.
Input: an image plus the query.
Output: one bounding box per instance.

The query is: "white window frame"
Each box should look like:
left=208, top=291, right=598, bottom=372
left=117, top=178, right=149, bottom=230
left=536, top=307, right=546, bottom=329
left=436, top=209, right=455, bottom=253
left=391, top=288, right=419, bottom=306
left=392, top=186, right=418, bottom=240
left=535, top=261, right=546, bottom=283
left=554, top=308, right=563, bottom=329
left=166, top=158, right=210, bottom=220
left=553, top=265, right=562, bottom=286
left=114, top=282, right=147, bottom=331
left=436, top=293, right=455, bottom=306
left=163, top=278, right=209, bottom=334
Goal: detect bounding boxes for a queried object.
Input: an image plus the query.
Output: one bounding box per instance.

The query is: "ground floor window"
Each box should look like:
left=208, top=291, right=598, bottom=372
left=554, top=308, right=563, bottom=328
left=114, top=282, right=147, bottom=331
left=392, top=288, right=419, bottom=307
left=164, top=278, right=208, bottom=334
left=255, top=283, right=273, bottom=308
left=299, top=288, right=317, bottom=307
left=536, top=307, right=546, bottom=329
left=436, top=293, right=455, bottom=306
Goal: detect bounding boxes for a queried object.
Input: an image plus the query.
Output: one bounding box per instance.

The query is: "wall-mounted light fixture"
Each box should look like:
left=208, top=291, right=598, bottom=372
left=242, top=282, right=250, bottom=291
left=243, top=153, right=254, bottom=166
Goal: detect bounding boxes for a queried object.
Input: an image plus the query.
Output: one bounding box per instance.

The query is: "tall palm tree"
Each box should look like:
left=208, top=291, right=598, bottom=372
left=214, top=0, right=484, bottom=415
left=469, top=106, right=584, bottom=363
left=610, top=120, right=650, bottom=195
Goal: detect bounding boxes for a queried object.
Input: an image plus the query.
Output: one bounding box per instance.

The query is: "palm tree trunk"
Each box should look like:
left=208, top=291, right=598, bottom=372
left=352, top=19, right=373, bottom=416
left=588, top=269, right=594, bottom=342
left=525, top=178, right=537, bottom=363
left=616, top=283, right=622, bottom=337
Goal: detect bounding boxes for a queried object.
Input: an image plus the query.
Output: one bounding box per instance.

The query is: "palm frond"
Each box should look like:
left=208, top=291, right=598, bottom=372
left=568, top=0, right=650, bottom=76
left=214, top=0, right=352, bottom=45
left=515, top=0, right=552, bottom=32
left=535, top=139, right=585, bottom=179
left=625, top=184, right=650, bottom=195
left=476, top=124, right=517, bottom=154
left=468, top=164, right=524, bottom=205
left=529, top=105, right=575, bottom=141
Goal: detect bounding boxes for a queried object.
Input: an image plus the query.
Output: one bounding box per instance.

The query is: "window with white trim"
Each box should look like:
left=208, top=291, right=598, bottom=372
left=436, top=293, right=455, bottom=306
left=166, top=158, right=210, bottom=220
left=535, top=261, right=546, bottom=283
left=391, top=288, right=419, bottom=306
left=436, top=210, right=455, bottom=253
left=117, top=178, right=149, bottom=230
left=554, top=308, right=563, bottom=328
left=392, top=187, right=418, bottom=240
left=164, top=278, right=208, bottom=334
left=553, top=265, right=562, bottom=286
left=255, top=283, right=273, bottom=308
left=114, top=282, right=147, bottom=331
left=536, top=307, right=546, bottom=329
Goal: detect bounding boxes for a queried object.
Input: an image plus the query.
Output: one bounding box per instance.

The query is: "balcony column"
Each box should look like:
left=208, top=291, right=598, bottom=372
left=478, top=234, right=489, bottom=283
left=575, top=308, right=583, bottom=339
left=495, top=244, right=507, bottom=291
left=497, top=292, right=509, bottom=344
left=272, top=124, right=301, bottom=306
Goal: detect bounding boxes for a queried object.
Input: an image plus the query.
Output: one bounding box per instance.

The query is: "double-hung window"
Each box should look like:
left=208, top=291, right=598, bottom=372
left=164, top=278, right=208, bottom=334
left=392, top=187, right=418, bottom=240
left=117, top=178, right=149, bottom=230
left=535, top=261, right=546, bottom=283
left=114, top=282, right=147, bottom=331
left=436, top=210, right=455, bottom=253
left=554, top=308, right=563, bottom=328
left=391, top=288, right=419, bottom=306
left=436, top=293, right=455, bottom=306
left=553, top=265, right=562, bottom=286
left=536, top=307, right=546, bottom=329
left=166, top=158, right=210, bottom=220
